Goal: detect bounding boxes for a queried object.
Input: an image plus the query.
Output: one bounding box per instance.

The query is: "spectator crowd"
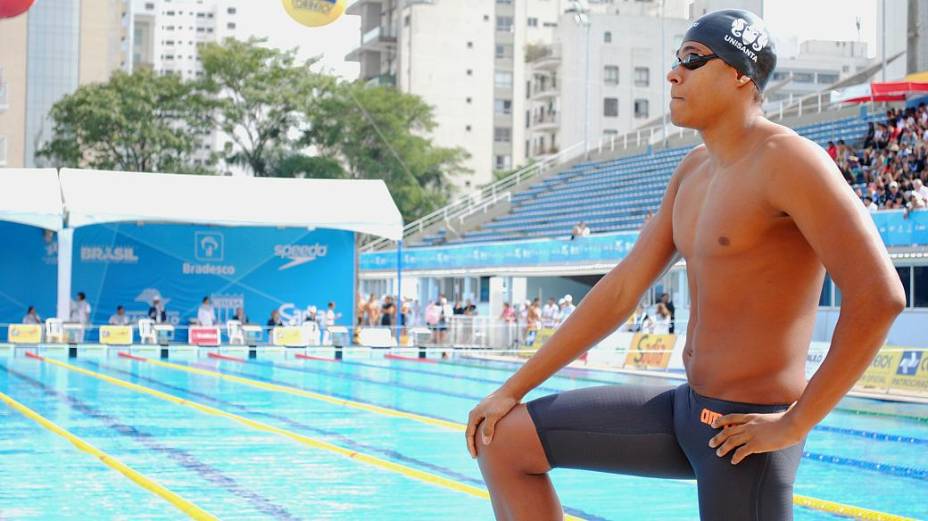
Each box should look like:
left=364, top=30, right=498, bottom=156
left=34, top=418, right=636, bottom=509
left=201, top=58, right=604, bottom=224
left=829, top=105, right=928, bottom=213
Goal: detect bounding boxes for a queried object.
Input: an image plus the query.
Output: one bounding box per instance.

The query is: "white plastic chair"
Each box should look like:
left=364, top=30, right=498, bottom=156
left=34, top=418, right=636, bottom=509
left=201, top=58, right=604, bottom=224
left=226, top=320, right=244, bottom=345
left=137, top=319, right=156, bottom=344
left=358, top=327, right=396, bottom=348
left=44, top=318, right=64, bottom=344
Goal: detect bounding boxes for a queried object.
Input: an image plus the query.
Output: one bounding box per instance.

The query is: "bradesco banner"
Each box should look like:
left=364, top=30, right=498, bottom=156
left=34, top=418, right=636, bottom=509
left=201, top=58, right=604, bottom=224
left=853, top=347, right=928, bottom=394
left=0, top=222, right=58, bottom=327
left=71, top=223, right=355, bottom=330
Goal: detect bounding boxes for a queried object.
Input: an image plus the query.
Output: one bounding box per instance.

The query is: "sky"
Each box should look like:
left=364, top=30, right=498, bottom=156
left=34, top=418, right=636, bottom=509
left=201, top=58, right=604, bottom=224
left=237, top=0, right=880, bottom=81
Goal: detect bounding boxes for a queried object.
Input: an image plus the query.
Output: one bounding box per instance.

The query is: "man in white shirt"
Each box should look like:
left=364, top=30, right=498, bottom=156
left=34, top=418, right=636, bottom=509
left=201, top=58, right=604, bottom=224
left=558, top=295, right=576, bottom=326
left=108, top=305, right=130, bottom=325
left=197, top=297, right=215, bottom=326
left=325, top=301, right=338, bottom=328
left=913, top=179, right=928, bottom=206
left=541, top=298, right=558, bottom=329
left=70, top=292, right=91, bottom=325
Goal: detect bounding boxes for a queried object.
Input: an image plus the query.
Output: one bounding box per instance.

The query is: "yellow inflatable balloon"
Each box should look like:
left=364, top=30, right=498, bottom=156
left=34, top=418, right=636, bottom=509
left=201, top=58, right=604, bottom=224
left=282, top=0, right=347, bottom=28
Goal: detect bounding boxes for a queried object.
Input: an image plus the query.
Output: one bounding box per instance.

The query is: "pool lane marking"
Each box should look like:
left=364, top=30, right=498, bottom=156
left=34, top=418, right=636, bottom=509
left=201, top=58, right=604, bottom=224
left=208, top=352, right=928, bottom=450
left=119, top=352, right=462, bottom=432
left=185, top=354, right=925, bottom=520
left=453, top=356, right=928, bottom=423
left=26, top=352, right=584, bottom=521
left=1, top=362, right=300, bottom=521
left=83, top=359, right=608, bottom=521
left=384, top=353, right=438, bottom=364
left=293, top=353, right=338, bottom=362
left=37, top=353, right=918, bottom=521
left=0, top=382, right=216, bottom=519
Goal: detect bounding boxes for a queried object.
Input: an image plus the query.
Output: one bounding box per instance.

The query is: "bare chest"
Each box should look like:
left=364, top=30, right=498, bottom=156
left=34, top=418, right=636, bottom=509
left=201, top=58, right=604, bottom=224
left=672, top=164, right=782, bottom=259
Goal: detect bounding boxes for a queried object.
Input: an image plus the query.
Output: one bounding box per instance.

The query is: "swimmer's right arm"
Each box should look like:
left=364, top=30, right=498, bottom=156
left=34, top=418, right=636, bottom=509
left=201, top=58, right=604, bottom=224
left=466, top=148, right=701, bottom=457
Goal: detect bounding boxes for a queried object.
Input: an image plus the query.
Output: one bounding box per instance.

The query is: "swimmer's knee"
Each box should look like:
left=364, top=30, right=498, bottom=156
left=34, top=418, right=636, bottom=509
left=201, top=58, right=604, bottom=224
left=476, top=405, right=550, bottom=474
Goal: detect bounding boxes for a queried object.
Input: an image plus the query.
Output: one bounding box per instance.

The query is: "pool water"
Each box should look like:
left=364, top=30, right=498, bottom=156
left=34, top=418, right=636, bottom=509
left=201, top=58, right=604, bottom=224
left=0, top=348, right=925, bottom=520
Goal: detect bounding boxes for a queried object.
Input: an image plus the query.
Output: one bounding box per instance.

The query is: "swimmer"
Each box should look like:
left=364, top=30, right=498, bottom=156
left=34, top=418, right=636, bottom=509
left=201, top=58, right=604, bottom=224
left=465, top=9, right=905, bottom=520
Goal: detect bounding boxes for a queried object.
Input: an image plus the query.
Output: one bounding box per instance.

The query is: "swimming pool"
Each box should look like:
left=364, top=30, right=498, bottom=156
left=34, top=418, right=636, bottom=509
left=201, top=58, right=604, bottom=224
left=0, top=347, right=925, bottom=520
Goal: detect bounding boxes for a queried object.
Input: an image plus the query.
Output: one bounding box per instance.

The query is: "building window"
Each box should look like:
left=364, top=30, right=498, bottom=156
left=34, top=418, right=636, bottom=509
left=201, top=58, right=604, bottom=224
left=496, top=44, right=512, bottom=59
left=496, top=0, right=512, bottom=3
left=634, top=67, right=649, bottom=87
left=603, top=97, right=619, bottom=117
left=227, top=22, right=236, bottom=29
left=496, top=16, right=513, bottom=32
left=793, top=72, right=814, bottom=83
left=604, top=31, right=612, bottom=43
left=466, top=125, right=472, bottom=132
left=817, top=73, right=839, bottom=84
left=527, top=17, right=538, bottom=27
left=466, top=97, right=472, bottom=104
left=495, top=71, right=513, bottom=88
left=227, top=7, right=236, bottom=14
left=467, top=41, right=473, bottom=48
left=404, top=15, right=410, bottom=26
left=495, top=99, right=512, bottom=115
left=604, top=65, right=619, bottom=86
left=466, top=69, right=473, bottom=76
left=484, top=14, right=490, bottom=21
left=496, top=155, right=511, bottom=170
left=526, top=111, right=530, bottom=128
left=914, top=266, right=928, bottom=307
left=634, top=99, right=649, bottom=118
left=897, top=267, right=912, bottom=307
left=494, top=127, right=512, bottom=143
left=145, top=2, right=154, bottom=9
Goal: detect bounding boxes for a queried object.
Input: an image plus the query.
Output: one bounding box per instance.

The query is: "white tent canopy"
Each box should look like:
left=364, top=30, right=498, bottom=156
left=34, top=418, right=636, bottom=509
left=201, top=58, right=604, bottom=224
left=59, top=169, right=403, bottom=240
left=0, top=169, right=64, bottom=230
left=1, top=168, right=403, bottom=319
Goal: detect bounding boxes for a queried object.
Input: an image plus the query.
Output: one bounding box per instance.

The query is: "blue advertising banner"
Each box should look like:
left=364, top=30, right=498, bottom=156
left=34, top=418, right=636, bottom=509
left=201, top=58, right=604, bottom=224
left=361, top=211, right=928, bottom=273
left=72, top=223, right=355, bottom=329
left=361, top=232, right=640, bottom=272
left=0, top=222, right=58, bottom=326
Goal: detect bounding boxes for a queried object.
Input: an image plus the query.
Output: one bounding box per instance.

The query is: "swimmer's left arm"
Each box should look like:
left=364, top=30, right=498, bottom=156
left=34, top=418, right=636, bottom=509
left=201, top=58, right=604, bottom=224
left=710, top=134, right=906, bottom=465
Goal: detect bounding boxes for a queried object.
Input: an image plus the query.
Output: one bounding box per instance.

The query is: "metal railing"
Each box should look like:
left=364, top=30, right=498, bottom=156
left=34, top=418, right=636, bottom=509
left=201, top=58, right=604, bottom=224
left=361, top=140, right=587, bottom=251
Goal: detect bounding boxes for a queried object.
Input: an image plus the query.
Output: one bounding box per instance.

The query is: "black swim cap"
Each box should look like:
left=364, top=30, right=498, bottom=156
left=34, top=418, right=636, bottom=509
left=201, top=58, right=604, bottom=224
left=682, top=9, right=777, bottom=91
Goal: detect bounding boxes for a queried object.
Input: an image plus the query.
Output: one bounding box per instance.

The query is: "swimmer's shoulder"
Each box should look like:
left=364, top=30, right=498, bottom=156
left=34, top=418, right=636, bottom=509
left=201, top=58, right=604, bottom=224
left=756, top=121, right=828, bottom=165
left=671, top=144, right=710, bottom=186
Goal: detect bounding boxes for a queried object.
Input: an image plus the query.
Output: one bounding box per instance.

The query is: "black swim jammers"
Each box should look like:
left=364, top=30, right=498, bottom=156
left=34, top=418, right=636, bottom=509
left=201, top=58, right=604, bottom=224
left=526, top=383, right=805, bottom=520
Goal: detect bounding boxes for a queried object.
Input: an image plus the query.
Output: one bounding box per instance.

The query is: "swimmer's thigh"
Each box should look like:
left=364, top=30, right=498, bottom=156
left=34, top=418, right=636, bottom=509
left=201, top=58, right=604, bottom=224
left=525, top=384, right=694, bottom=478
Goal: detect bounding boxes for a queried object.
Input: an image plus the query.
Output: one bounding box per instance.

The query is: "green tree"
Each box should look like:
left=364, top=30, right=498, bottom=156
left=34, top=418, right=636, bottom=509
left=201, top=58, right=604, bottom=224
left=197, top=38, right=331, bottom=177
left=304, top=81, right=469, bottom=220
left=38, top=69, right=214, bottom=173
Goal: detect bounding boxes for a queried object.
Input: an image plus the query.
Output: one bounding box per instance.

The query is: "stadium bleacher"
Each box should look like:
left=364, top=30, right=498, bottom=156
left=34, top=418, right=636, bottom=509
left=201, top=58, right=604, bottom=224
left=418, top=115, right=870, bottom=246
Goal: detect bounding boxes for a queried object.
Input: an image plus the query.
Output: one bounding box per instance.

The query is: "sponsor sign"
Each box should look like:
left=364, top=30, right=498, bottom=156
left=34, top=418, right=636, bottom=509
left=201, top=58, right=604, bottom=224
left=100, top=325, right=133, bottom=345
left=624, top=333, right=676, bottom=370
left=8, top=324, right=42, bottom=344
left=189, top=327, right=221, bottom=346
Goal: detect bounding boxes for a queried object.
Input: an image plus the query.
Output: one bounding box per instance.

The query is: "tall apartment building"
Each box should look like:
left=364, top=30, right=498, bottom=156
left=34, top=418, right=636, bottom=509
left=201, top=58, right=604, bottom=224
left=0, top=0, right=129, bottom=168
left=129, top=0, right=239, bottom=80
left=345, top=0, right=696, bottom=190
left=878, top=0, right=928, bottom=82
left=129, top=0, right=240, bottom=172
left=767, top=40, right=873, bottom=106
